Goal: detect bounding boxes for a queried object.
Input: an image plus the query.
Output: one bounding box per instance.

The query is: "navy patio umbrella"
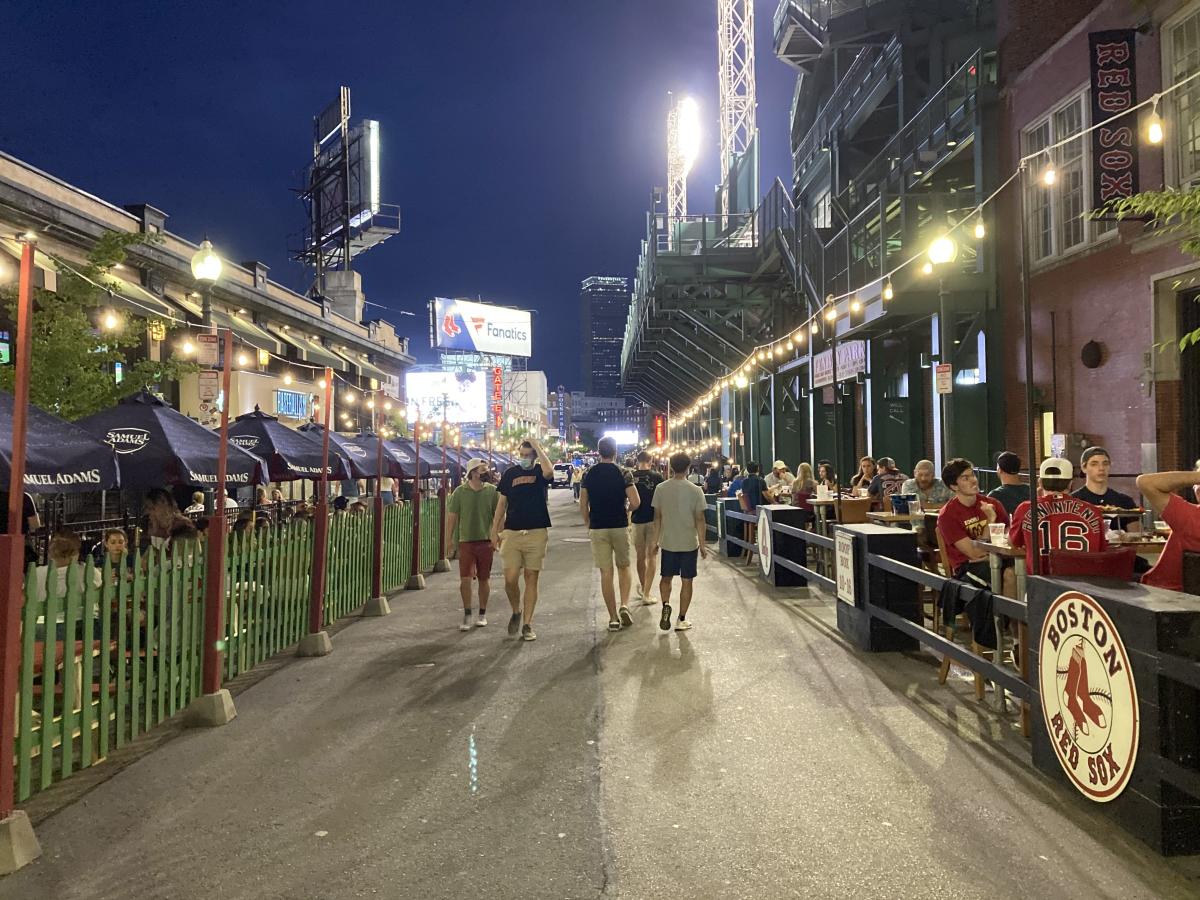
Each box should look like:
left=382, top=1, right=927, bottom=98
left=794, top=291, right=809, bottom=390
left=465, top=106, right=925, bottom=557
left=228, top=408, right=352, bottom=482
left=76, top=390, right=267, bottom=489
left=298, top=424, right=411, bottom=480
left=383, top=438, right=433, bottom=479
left=0, top=390, right=120, bottom=493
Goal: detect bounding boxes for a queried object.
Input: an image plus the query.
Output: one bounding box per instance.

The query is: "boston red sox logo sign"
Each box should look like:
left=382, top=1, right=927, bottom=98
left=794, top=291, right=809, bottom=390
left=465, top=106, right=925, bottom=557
left=758, top=507, right=772, bottom=577
left=1038, top=590, right=1138, bottom=802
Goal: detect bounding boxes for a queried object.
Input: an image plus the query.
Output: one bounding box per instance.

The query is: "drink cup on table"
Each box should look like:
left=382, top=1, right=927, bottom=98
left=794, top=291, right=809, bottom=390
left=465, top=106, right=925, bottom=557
left=988, top=523, right=1007, bottom=545
left=907, top=499, right=922, bottom=517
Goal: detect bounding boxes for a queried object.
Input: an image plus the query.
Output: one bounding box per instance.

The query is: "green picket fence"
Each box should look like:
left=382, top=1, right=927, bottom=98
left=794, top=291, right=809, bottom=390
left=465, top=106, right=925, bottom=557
left=12, top=498, right=442, bottom=804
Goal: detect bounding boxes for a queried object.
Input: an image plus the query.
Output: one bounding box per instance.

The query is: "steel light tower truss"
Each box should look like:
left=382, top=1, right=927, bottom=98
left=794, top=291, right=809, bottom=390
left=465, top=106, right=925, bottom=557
left=666, top=94, right=700, bottom=249
left=717, top=0, right=757, bottom=214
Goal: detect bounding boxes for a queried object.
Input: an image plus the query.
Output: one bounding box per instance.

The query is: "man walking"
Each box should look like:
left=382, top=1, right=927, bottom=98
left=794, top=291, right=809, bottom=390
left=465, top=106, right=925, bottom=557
left=630, top=450, right=665, bottom=603
left=446, top=457, right=499, bottom=631
left=652, top=451, right=709, bottom=632
left=581, top=437, right=641, bottom=630
left=490, top=439, right=554, bottom=641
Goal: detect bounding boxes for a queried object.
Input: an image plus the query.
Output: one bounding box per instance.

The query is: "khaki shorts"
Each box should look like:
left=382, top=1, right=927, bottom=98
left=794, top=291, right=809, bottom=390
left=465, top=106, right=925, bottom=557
left=590, top=527, right=631, bottom=569
left=630, top=521, right=656, bottom=551
left=499, top=528, right=549, bottom=572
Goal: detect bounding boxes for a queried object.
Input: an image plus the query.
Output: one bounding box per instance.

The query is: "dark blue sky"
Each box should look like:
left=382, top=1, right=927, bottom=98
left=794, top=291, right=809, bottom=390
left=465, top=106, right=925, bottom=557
left=4, top=0, right=793, bottom=391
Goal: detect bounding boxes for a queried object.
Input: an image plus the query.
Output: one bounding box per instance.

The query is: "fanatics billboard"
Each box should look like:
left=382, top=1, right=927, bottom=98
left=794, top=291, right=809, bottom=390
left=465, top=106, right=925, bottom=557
left=432, top=298, right=532, bottom=358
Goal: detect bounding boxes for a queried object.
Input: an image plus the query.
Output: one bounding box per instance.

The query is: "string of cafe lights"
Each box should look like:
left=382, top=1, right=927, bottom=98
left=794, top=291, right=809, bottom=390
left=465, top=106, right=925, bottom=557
left=657, top=64, right=1200, bottom=454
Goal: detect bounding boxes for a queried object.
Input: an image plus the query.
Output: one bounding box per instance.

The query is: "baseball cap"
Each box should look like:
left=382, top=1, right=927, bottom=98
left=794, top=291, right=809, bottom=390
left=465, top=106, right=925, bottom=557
left=772, top=460, right=787, bottom=470
left=466, top=457, right=489, bottom=476
left=1039, top=457, right=1074, bottom=480
left=1080, top=446, right=1110, bottom=467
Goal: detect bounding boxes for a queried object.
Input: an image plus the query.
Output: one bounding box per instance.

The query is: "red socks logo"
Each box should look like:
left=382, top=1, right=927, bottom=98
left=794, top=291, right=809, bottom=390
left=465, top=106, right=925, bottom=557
left=1062, top=639, right=1108, bottom=736
left=442, top=313, right=461, bottom=337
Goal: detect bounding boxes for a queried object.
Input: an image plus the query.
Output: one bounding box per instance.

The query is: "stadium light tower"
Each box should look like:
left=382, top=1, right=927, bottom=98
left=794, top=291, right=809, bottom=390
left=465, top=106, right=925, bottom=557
left=666, top=93, right=701, bottom=223
left=717, top=0, right=757, bottom=216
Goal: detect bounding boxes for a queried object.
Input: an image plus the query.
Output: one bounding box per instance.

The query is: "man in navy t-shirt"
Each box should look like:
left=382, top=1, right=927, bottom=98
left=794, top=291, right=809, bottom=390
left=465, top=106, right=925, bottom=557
left=581, top=437, right=641, bottom=629
left=490, top=439, right=553, bottom=642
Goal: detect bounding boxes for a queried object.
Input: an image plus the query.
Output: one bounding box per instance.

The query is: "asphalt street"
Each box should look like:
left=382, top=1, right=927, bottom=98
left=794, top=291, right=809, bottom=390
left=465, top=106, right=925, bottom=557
left=2, top=488, right=1196, bottom=899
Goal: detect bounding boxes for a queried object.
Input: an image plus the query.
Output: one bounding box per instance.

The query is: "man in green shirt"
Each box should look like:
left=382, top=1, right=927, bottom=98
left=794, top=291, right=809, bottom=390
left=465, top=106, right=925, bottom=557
left=447, top=458, right=500, bottom=631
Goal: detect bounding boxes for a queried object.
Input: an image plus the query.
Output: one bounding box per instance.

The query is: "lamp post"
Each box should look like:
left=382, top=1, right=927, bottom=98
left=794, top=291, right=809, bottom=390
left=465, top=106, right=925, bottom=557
left=186, top=239, right=238, bottom=726
left=364, top=392, right=390, bottom=616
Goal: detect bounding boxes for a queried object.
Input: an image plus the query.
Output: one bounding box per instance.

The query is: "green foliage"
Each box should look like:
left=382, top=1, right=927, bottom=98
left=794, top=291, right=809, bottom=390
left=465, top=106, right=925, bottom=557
left=0, top=231, right=197, bottom=420
left=1107, top=188, right=1200, bottom=352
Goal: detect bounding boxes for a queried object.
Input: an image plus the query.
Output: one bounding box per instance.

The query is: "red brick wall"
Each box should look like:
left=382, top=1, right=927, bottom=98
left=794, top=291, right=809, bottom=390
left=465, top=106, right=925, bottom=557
left=996, top=0, right=1194, bottom=477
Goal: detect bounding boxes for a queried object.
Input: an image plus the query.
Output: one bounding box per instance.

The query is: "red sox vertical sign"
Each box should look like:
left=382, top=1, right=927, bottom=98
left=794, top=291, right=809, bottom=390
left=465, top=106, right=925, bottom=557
left=1089, top=30, right=1139, bottom=210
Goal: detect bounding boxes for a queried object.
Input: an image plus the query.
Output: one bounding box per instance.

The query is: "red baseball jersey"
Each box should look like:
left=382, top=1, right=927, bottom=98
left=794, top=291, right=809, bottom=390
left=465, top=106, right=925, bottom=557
left=1010, top=493, right=1106, bottom=574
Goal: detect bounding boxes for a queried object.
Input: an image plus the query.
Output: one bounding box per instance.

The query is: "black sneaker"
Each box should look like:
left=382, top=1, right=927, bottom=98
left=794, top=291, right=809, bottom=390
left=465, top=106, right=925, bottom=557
left=522, top=624, right=537, bottom=641
left=618, top=606, right=633, bottom=627
left=507, top=613, right=521, bottom=636
left=659, top=603, right=672, bottom=632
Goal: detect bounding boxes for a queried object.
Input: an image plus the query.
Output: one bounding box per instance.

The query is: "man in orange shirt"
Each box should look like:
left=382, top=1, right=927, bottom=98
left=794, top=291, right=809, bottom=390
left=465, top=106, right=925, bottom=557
left=1135, top=469, right=1200, bottom=592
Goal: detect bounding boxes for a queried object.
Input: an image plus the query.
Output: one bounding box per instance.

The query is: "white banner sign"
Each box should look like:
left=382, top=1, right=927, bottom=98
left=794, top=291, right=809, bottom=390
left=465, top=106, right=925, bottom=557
left=935, top=364, right=953, bottom=395
left=196, top=333, right=219, bottom=367
left=836, top=529, right=855, bottom=605
left=198, top=371, right=219, bottom=402
left=812, top=340, right=866, bottom=388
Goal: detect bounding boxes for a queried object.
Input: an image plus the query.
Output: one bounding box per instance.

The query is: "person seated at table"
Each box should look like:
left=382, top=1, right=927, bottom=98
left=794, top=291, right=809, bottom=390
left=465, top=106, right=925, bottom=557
left=739, top=462, right=770, bottom=509
left=765, top=460, right=795, bottom=495
left=1009, top=458, right=1106, bottom=575
left=867, top=457, right=908, bottom=510
left=141, top=488, right=200, bottom=554
left=1134, top=468, right=1200, bottom=592
left=986, top=451, right=1028, bottom=516
left=183, top=490, right=206, bottom=515
left=937, top=457, right=1012, bottom=592
left=902, top=460, right=952, bottom=506
left=92, top=527, right=135, bottom=587
left=726, top=466, right=744, bottom=498
left=849, top=456, right=876, bottom=493
left=1072, top=447, right=1140, bottom=531
left=703, top=464, right=724, bottom=495
left=816, top=461, right=837, bottom=492
left=791, top=462, right=817, bottom=528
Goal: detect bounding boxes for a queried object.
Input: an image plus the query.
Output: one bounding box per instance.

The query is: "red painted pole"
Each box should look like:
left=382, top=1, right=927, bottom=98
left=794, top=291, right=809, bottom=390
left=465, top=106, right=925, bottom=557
left=409, top=475, right=422, bottom=580
left=200, top=327, right=234, bottom=696
left=0, top=240, right=35, bottom=819
left=438, top=421, right=448, bottom=561
left=309, top=368, right=333, bottom=634
left=371, top=402, right=384, bottom=600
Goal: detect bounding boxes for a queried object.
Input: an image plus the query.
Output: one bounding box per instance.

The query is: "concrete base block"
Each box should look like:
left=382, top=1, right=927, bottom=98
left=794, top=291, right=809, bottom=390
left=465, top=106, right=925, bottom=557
left=0, top=810, right=40, bottom=874
left=297, top=631, right=333, bottom=657
left=433, top=558, right=451, bottom=573
left=184, top=689, right=237, bottom=728
left=406, top=573, right=427, bottom=590
left=362, top=595, right=391, bottom=616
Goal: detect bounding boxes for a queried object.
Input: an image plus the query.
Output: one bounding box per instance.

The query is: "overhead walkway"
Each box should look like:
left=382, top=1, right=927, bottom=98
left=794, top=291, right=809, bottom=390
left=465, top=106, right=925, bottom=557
left=4, top=490, right=1195, bottom=899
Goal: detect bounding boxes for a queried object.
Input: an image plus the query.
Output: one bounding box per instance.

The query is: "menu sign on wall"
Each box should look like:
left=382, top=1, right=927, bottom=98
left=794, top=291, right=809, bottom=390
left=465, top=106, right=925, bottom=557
left=812, top=340, right=866, bottom=388
left=1088, top=30, right=1139, bottom=209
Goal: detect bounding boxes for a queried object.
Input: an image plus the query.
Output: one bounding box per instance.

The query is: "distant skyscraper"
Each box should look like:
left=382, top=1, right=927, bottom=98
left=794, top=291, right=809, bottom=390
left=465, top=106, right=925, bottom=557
left=580, top=275, right=629, bottom=396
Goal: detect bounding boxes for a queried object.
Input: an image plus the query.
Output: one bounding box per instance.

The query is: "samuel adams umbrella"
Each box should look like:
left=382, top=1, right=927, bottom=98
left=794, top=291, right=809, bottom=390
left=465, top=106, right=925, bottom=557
left=298, top=423, right=407, bottom=480
left=228, top=408, right=352, bottom=482
left=76, top=390, right=267, bottom=489
left=0, top=390, right=120, bottom=493
left=383, top=438, right=433, bottom=479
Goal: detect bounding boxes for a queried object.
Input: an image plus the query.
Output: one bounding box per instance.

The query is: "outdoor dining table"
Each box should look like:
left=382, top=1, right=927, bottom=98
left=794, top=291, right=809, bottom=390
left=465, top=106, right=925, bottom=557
left=865, top=510, right=919, bottom=527
left=969, top=538, right=1027, bottom=721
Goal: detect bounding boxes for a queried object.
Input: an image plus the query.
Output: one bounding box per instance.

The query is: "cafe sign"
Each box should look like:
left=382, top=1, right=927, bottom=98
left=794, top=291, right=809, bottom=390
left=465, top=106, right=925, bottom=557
left=812, top=340, right=866, bottom=388
left=1038, top=590, right=1138, bottom=802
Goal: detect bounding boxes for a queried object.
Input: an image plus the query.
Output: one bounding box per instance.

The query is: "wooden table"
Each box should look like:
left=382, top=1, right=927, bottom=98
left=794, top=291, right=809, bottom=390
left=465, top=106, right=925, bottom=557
left=866, top=511, right=919, bottom=527
left=1111, top=537, right=1167, bottom=558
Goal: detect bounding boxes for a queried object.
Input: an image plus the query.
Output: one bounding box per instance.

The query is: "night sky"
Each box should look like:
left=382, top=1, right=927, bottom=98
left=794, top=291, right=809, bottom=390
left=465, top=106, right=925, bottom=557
left=4, top=1, right=792, bottom=391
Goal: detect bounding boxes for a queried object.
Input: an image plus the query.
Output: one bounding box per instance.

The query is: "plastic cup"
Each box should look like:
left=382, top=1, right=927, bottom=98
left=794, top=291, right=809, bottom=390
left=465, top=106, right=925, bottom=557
left=988, top=523, right=1007, bottom=544
left=907, top=500, right=922, bottom=517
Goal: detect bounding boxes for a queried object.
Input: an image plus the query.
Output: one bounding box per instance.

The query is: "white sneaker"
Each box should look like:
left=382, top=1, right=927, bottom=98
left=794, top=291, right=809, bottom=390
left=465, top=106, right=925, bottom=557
left=476, top=614, right=488, bottom=627
left=459, top=614, right=471, bottom=632
left=674, top=619, right=692, bottom=632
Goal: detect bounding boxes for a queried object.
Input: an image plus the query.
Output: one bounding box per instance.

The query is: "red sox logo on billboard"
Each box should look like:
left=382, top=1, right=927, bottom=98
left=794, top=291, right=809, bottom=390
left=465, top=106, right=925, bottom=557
left=1038, top=590, right=1138, bottom=802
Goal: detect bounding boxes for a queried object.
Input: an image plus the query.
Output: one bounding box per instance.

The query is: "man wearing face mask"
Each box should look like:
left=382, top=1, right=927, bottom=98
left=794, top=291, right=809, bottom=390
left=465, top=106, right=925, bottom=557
left=490, top=438, right=554, bottom=641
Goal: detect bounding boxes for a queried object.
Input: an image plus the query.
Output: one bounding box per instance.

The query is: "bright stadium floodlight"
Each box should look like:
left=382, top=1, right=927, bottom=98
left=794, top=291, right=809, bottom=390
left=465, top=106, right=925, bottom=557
left=677, top=96, right=701, bottom=173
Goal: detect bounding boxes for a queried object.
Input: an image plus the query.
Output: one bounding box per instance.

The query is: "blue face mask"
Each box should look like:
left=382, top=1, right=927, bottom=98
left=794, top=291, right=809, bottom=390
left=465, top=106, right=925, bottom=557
left=519, top=456, right=535, bottom=469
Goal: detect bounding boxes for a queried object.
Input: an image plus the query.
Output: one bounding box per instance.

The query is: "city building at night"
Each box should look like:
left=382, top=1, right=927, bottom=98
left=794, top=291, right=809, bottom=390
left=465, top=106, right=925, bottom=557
left=580, top=275, right=629, bottom=397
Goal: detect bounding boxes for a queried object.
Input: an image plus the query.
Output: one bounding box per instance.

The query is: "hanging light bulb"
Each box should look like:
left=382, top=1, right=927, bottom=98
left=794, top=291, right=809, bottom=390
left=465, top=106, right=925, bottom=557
left=756, top=349, right=766, bottom=361
left=181, top=338, right=195, bottom=356
left=824, top=305, right=837, bottom=322
left=1041, top=152, right=1057, bottom=186
left=236, top=352, right=249, bottom=367
left=786, top=339, right=794, bottom=351
left=1146, top=97, right=1164, bottom=145
left=810, top=323, right=819, bottom=334
left=384, top=401, right=393, bottom=410
left=849, top=297, right=861, bottom=313
left=882, top=279, right=894, bottom=301
left=974, top=217, right=986, bottom=240
left=797, top=330, right=806, bottom=344
left=283, top=372, right=293, bottom=385
left=344, top=392, right=356, bottom=404
left=774, top=345, right=784, bottom=357
left=102, top=311, right=119, bottom=331
left=921, top=261, right=934, bottom=275
left=318, top=378, right=327, bottom=390
left=366, top=398, right=375, bottom=409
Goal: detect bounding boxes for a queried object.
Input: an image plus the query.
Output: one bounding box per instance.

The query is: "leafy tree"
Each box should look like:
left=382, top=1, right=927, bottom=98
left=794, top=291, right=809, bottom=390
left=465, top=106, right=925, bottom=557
left=1108, top=188, right=1200, bottom=349
left=0, top=231, right=196, bottom=420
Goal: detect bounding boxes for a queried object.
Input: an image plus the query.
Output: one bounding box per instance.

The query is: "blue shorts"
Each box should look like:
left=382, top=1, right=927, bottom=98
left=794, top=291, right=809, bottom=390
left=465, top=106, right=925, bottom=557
left=661, top=548, right=698, bottom=579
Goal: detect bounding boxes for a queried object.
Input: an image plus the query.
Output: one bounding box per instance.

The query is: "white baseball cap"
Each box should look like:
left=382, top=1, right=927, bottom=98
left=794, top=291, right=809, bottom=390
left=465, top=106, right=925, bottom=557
left=466, top=457, right=489, bottom=476
left=772, top=460, right=787, bottom=470
left=1039, top=457, right=1074, bottom=480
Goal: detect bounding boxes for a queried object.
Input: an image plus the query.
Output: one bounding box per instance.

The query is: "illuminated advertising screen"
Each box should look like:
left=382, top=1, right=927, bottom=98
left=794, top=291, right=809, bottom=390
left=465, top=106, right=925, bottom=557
left=404, top=370, right=487, bottom=424
left=432, top=298, right=532, bottom=358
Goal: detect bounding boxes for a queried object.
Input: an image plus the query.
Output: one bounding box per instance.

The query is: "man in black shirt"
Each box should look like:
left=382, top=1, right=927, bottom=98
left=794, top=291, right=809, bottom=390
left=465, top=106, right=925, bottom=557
left=630, top=450, right=665, bottom=605
left=1072, top=446, right=1141, bottom=532
left=987, top=451, right=1029, bottom=516
left=490, top=439, right=554, bottom=641
left=581, top=437, right=641, bottom=630
left=703, top=465, right=723, bottom=495
left=740, top=462, right=769, bottom=509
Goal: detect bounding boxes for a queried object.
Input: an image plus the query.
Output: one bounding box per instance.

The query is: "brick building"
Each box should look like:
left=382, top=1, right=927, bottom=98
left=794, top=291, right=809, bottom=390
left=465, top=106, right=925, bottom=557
left=997, top=0, right=1200, bottom=485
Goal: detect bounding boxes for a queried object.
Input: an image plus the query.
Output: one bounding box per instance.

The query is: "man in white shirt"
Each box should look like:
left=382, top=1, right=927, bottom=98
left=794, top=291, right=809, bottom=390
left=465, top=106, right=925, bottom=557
left=651, top=451, right=709, bottom=632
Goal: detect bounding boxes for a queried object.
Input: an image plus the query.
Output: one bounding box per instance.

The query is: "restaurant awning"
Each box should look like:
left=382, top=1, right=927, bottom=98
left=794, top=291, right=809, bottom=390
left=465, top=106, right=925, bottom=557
left=0, top=237, right=58, bottom=291
left=267, top=326, right=349, bottom=372
left=330, top=346, right=392, bottom=385
left=96, top=270, right=180, bottom=320
left=209, top=308, right=284, bottom=355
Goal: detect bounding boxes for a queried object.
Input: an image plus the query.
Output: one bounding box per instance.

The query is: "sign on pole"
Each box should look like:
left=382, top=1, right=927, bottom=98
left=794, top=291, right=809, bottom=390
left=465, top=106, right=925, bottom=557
left=198, top=371, right=219, bottom=402
left=197, top=333, right=219, bottom=367
left=935, top=363, right=953, bottom=395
